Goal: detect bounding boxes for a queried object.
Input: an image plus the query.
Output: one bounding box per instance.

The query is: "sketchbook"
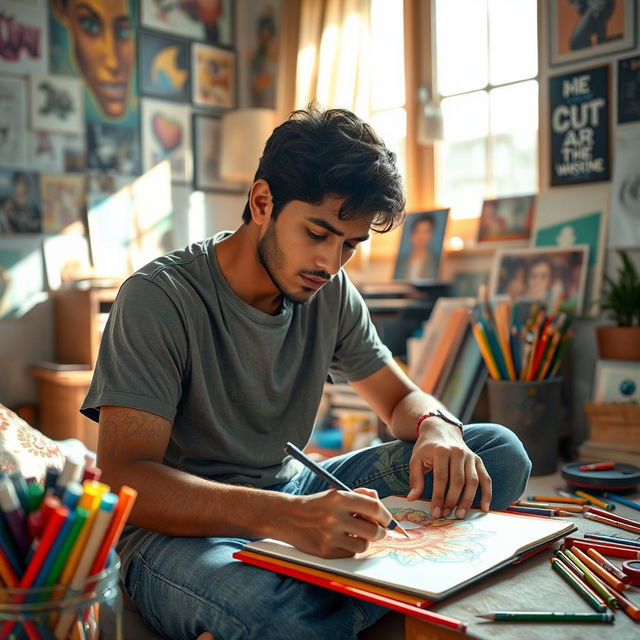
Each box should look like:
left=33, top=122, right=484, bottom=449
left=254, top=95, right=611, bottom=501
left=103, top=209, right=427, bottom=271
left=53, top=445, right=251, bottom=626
left=236, top=496, right=575, bottom=601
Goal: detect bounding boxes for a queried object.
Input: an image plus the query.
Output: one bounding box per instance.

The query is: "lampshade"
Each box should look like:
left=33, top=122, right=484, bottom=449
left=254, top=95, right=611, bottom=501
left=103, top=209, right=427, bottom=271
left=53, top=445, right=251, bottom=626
left=219, top=108, right=278, bottom=183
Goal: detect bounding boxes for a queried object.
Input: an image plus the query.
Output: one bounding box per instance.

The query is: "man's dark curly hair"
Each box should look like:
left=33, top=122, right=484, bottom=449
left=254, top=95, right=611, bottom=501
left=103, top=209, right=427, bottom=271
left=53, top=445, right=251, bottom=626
left=241, top=104, right=406, bottom=232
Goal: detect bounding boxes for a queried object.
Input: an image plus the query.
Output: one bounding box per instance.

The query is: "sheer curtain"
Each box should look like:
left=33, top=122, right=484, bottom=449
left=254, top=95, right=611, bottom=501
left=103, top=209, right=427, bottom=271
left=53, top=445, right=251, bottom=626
left=294, top=0, right=371, bottom=115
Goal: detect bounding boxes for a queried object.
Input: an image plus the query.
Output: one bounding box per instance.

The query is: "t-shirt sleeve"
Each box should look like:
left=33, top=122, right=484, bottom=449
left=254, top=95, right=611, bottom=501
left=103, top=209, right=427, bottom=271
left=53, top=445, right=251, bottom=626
left=328, top=273, right=393, bottom=383
left=80, top=276, right=188, bottom=424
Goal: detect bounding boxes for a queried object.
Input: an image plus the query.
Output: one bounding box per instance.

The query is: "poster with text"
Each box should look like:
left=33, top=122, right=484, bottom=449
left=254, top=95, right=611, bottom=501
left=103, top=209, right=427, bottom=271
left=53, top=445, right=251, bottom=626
left=0, top=1, right=48, bottom=75
left=550, top=65, right=609, bottom=186
left=0, top=75, right=27, bottom=166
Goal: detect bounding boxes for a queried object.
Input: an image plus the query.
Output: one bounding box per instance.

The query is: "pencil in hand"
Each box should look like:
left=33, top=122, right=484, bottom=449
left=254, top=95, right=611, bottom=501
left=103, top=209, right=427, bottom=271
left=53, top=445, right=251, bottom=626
left=284, top=442, right=410, bottom=538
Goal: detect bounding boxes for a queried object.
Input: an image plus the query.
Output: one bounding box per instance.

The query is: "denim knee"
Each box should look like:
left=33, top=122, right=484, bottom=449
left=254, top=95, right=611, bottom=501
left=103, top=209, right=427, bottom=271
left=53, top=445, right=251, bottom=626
left=469, top=422, right=532, bottom=509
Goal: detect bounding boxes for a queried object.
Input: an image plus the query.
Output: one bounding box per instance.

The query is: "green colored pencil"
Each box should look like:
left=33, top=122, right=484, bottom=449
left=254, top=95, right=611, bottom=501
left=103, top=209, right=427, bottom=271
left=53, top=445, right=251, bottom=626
left=551, top=558, right=607, bottom=613
left=564, top=549, right=618, bottom=609
left=477, top=611, right=614, bottom=622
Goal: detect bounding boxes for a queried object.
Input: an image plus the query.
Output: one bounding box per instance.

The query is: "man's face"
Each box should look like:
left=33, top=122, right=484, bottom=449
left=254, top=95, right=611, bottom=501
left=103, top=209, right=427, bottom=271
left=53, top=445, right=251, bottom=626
left=527, top=262, right=552, bottom=299
left=257, top=197, right=371, bottom=304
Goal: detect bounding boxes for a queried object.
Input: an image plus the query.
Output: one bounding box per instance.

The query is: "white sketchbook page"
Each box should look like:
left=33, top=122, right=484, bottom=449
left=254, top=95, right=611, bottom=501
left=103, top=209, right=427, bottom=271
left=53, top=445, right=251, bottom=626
left=245, top=496, right=574, bottom=599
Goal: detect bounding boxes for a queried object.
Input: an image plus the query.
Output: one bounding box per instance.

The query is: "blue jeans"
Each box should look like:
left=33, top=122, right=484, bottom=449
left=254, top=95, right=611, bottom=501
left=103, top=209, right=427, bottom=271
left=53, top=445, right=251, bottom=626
left=125, top=424, right=531, bottom=640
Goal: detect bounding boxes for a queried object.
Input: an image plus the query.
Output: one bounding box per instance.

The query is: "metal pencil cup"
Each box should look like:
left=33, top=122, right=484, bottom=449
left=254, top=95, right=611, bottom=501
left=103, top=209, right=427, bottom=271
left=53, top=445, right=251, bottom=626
left=0, top=558, right=122, bottom=640
left=487, top=378, right=562, bottom=476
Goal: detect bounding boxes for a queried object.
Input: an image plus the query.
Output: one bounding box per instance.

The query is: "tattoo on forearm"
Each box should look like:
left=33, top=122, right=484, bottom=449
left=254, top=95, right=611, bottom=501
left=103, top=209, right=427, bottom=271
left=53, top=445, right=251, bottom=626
left=102, top=409, right=164, bottom=456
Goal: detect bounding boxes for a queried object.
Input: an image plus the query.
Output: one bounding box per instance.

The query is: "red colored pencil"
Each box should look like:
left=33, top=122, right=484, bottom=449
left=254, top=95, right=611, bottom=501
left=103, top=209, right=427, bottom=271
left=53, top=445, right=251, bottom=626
left=584, top=505, right=640, bottom=528
left=563, top=537, right=640, bottom=559
left=584, top=512, right=640, bottom=535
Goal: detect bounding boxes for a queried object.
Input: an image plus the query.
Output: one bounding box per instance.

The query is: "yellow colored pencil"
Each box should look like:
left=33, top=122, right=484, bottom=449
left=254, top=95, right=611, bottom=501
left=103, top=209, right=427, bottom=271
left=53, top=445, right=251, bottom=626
left=496, top=303, right=516, bottom=381
left=472, top=322, right=501, bottom=380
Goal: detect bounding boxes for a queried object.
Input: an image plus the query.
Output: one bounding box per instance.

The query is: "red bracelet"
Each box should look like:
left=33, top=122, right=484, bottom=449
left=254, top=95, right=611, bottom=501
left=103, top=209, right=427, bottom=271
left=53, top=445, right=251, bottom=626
left=416, top=410, right=464, bottom=437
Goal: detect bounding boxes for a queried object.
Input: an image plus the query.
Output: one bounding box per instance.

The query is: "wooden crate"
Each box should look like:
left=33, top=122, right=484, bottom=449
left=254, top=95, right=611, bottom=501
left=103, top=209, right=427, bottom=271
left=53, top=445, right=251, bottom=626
left=583, top=402, right=640, bottom=445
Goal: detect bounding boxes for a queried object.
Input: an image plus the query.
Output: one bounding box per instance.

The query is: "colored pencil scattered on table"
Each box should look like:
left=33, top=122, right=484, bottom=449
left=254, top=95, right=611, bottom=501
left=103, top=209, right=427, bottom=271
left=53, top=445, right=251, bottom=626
left=0, top=456, right=137, bottom=638
left=470, top=290, right=572, bottom=381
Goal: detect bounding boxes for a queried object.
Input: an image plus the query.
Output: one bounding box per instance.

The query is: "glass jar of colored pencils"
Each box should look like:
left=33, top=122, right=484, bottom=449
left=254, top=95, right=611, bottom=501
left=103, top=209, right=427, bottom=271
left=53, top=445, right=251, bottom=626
left=487, top=377, right=563, bottom=476
left=0, top=556, right=122, bottom=640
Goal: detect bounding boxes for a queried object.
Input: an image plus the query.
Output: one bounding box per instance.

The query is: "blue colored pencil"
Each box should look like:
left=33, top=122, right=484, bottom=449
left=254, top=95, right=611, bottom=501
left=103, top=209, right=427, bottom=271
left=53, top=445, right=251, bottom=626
left=603, top=492, right=640, bottom=512
left=584, top=533, right=640, bottom=548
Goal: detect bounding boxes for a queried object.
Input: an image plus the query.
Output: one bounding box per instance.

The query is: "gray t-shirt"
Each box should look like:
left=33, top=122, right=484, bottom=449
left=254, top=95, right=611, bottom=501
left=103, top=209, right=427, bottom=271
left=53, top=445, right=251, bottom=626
left=82, top=233, right=391, bottom=566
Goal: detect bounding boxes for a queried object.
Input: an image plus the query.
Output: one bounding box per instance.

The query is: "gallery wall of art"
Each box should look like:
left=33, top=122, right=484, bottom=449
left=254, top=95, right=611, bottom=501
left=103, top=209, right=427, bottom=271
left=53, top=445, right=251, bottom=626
left=0, top=0, right=282, bottom=406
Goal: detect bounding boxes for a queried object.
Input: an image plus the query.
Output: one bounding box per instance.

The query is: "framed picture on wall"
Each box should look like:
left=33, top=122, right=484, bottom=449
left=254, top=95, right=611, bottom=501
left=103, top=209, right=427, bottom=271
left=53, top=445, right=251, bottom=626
left=29, top=74, right=84, bottom=135
left=193, top=113, right=245, bottom=193
left=593, top=360, right=640, bottom=403
left=549, top=65, right=610, bottom=186
left=139, top=30, right=190, bottom=102
left=0, top=75, right=28, bottom=166
left=0, top=1, right=48, bottom=75
left=477, top=195, right=535, bottom=244
left=549, top=0, right=636, bottom=66
left=141, top=0, right=234, bottom=46
left=490, top=246, right=589, bottom=315
left=192, top=43, right=236, bottom=109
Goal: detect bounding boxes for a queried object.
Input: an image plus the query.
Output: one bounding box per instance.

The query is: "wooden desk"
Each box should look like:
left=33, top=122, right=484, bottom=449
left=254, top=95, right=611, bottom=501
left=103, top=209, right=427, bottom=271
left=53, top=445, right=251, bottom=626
left=398, top=496, right=640, bottom=640
left=29, top=367, right=97, bottom=451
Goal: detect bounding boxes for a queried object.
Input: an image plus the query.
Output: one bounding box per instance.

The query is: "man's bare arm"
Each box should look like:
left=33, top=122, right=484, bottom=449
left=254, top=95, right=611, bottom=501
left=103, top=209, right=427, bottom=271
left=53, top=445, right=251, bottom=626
left=97, top=406, right=391, bottom=556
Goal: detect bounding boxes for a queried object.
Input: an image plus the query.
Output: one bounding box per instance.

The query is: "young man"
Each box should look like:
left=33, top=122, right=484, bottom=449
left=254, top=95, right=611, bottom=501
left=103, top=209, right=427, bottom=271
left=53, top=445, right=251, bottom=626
left=81, top=106, right=531, bottom=640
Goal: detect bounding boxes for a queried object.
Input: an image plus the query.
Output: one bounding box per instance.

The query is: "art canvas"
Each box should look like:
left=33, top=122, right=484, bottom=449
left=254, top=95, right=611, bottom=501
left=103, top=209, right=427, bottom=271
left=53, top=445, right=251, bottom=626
left=193, top=114, right=245, bottom=193
left=0, top=169, right=41, bottom=234
left=0, top=236, right=44, bottom=320
left=609, top=126, right=640, bottom=248
left=192, top=43, right=235, bottom=109
left=139, top=30, right=190, bottom=101
left=0, top=1, right=48, bottom=75
left=241, top=497, right=574, bottom=600
left=0, top=75, right=27, bottom=166
left=393, top=209, right=449, bottom=282
left=28, top=131, right=85, bottom=175
left=42, top=234, right=92, bottom=290
left=39, top=174, right=86, bottom=235
left=490, top=246, right=589, bottom=315
left=141, top=98, right=192, bottom=183
left=549, top=0, right=635, bottom=66
left=593, top=360, right=640, bottom=404
left=477, top=195, right=535, bottom=244
left=141, top=0, right=233, bottom=46
left=30, top=74, right=84, bottom=135
left=50, top=0, right=141, bottom=174
left=236, top=0, right=280, bottom=108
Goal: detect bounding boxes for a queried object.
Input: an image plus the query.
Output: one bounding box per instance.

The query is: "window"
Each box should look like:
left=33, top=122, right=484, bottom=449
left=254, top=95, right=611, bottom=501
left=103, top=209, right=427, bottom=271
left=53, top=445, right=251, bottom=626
left=434, top=0, right=538, bottom=219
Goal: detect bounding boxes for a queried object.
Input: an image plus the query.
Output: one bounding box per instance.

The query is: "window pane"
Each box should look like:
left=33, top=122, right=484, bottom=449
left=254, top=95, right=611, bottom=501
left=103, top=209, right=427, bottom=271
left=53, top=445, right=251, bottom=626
left=370, top=108, right=407, bottom=180
left=488, top=0, right=538, bottom=85
left=435, top=0, right=488, bottom=96
left=441, top=91, right=489, bottom=141
left=370, top=0, right=405, bottom=110
left=489, top=81, right=538, bottom=195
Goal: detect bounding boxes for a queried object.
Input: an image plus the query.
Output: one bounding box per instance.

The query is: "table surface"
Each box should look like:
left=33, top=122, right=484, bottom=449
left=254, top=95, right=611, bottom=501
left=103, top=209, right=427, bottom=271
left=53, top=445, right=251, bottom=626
left=425, top=490, right=640, bottom=639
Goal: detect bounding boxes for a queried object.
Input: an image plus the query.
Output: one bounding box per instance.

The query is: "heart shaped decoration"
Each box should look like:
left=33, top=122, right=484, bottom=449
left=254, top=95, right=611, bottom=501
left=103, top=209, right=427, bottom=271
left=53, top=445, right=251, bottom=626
left=152, top=113, right=183, bottom=152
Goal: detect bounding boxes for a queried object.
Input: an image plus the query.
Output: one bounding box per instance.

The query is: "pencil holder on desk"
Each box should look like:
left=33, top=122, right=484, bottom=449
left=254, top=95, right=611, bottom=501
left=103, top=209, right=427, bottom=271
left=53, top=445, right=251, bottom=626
left=0, top=558, right=122, bottom=640
left=487, top=378, right=562, bottom=476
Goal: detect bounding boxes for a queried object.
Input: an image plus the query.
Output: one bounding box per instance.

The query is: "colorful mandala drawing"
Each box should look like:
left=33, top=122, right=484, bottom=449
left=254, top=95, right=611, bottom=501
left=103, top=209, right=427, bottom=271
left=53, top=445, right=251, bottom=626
left=360, top=508, right=494, bottom=566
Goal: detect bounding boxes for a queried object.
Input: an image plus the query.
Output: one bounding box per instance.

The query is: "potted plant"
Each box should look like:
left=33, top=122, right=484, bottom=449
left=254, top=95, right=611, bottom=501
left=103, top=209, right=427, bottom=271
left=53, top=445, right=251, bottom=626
left=596, top=250, right=640, bottom=361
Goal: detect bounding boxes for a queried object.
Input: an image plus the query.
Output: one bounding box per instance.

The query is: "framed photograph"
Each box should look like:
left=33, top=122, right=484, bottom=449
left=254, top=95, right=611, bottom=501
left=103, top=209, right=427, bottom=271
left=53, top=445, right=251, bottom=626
left=0, top=1, right=48, bottom=75
left=477, top=195, right=535, bottom=244
left=593, top=360, right=640, bottom=403
left=490, top=246, right=589, bottom=315
left=141, top=0, right=234, bottom=46
left=29, top=74, right=84, bottom=135
left=236, top=0, right=281, bottom=108
left=193, top=113, right=245, bottom=193
left=0, top=169, right=41, bottom=234
left=141, top=98, right=192, bottom=183
left=0, top=236, right=44, bottom=319
left=192, top=43, right=236, bottom=110
left=549, top=0, right=636, bottom=66
left=618, top=55, right=640, bottom=125
left=609, top=126, right=640, bottom=248
left=0, top=75, right=27, bottom=166
left=139, top=30, right=190, bottom=101
left=42, top=234, right=92, bottom=290
left=393, top=209, right=449, bottom=282
left=39, top=174, right=86, bottom=235
left=550, top=65, right=610, bottom=186
left=86, top=122, right=140, bottom=175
